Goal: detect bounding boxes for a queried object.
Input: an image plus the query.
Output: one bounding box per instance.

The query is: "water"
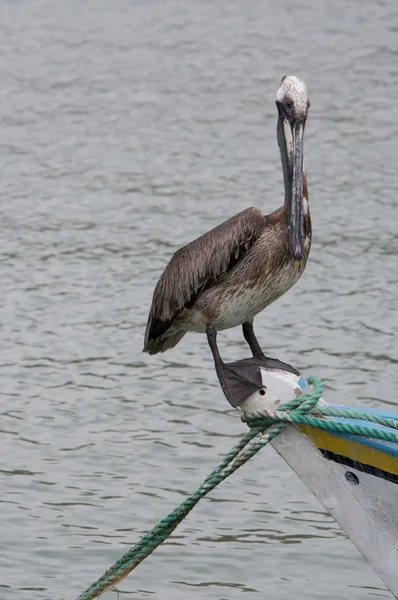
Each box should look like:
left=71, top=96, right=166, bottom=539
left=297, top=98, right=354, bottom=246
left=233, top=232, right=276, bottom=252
left=1, top=0, right=398, bottom=598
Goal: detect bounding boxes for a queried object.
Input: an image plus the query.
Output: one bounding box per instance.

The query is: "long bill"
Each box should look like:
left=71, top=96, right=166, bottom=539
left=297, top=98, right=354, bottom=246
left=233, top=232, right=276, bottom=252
left=277, top=117, right=305, bottom=261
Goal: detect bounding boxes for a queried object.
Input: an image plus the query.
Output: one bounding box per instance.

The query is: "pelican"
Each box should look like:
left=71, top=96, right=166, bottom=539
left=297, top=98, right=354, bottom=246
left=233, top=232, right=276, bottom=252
left=143, top=76, right=311, bottom=381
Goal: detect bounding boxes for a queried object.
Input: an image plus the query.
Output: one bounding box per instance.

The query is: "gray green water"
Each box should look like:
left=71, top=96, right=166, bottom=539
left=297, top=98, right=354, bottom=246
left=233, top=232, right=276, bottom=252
left=1, top=0, right=398, bottom=598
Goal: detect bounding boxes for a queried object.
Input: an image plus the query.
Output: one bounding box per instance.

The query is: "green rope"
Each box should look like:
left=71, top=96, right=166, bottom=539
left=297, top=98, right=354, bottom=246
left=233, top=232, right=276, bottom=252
left=243, top=404, right=398, bottom=443
left=75, top=375, right=397, bottom=599
left=318, top=405, right=398, bottom=430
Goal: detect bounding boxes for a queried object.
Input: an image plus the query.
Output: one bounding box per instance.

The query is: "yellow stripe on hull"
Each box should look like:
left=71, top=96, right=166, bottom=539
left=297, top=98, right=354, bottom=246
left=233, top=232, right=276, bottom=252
left=300, top=425, right=398, bottom=477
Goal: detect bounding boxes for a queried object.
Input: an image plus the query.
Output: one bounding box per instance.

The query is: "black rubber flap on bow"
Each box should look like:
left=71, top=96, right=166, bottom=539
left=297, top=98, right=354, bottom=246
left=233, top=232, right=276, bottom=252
left=216, top=355, right=300, bottom=408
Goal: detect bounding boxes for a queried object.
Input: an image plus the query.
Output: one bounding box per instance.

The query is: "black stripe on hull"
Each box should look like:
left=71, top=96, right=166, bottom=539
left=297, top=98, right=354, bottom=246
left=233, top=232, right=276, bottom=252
left=320, top=449, right=398, bottom=485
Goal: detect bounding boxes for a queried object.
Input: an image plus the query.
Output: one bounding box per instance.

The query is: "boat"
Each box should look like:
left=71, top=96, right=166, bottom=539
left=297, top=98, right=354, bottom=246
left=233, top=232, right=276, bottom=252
left=238, top=364, right=398, bottom=598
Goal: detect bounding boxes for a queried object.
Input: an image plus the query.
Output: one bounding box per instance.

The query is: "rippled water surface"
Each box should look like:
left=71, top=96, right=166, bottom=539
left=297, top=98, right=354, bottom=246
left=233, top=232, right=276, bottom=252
left=1, top=0, right=398, bottom=599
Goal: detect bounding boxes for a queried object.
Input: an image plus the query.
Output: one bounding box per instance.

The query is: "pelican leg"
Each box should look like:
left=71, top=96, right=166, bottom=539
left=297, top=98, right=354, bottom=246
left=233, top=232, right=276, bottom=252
left=242, top=320, right=265, bottom=359
left=206, top=325, right=222, bottom=362
left=206, top=325, right=263, bottom=407
left=206, top=325, right=227, bottom=387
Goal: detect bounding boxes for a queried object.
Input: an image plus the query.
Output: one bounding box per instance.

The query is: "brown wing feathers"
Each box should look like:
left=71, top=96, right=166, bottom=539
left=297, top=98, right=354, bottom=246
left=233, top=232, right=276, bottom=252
left=143, top=207, right=266, bottom=348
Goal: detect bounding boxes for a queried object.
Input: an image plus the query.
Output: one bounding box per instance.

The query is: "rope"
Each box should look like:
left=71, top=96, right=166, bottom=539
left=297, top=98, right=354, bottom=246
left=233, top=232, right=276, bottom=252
left=75, top=375, right=398, bottom=599
left=243, top=404, right=398, bottom=444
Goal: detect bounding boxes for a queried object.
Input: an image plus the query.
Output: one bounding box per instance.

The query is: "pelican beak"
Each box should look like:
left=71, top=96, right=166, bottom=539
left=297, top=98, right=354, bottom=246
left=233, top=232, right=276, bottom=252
left=277, top=113, right=305, bottom=261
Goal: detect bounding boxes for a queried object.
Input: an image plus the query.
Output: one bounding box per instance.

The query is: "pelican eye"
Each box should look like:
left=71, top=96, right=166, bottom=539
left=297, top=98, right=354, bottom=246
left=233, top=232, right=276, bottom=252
left=285, top=100, right=293, bottom=109
left=259, top=388, right=266, bottom=396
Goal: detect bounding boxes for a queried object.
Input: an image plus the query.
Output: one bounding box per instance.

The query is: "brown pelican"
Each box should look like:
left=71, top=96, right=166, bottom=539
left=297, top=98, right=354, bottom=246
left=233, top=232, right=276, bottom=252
left=143, top=76, right=311, bottom=387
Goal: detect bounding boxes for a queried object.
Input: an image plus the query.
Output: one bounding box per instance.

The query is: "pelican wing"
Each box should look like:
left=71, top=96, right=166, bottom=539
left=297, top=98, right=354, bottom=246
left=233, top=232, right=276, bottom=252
left=144, top=207, right=266, bottom=344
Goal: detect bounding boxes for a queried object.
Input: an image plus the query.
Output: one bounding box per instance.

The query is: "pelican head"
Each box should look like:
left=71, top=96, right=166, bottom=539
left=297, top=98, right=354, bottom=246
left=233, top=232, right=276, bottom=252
left=276, top=75, right=310, bottom=261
